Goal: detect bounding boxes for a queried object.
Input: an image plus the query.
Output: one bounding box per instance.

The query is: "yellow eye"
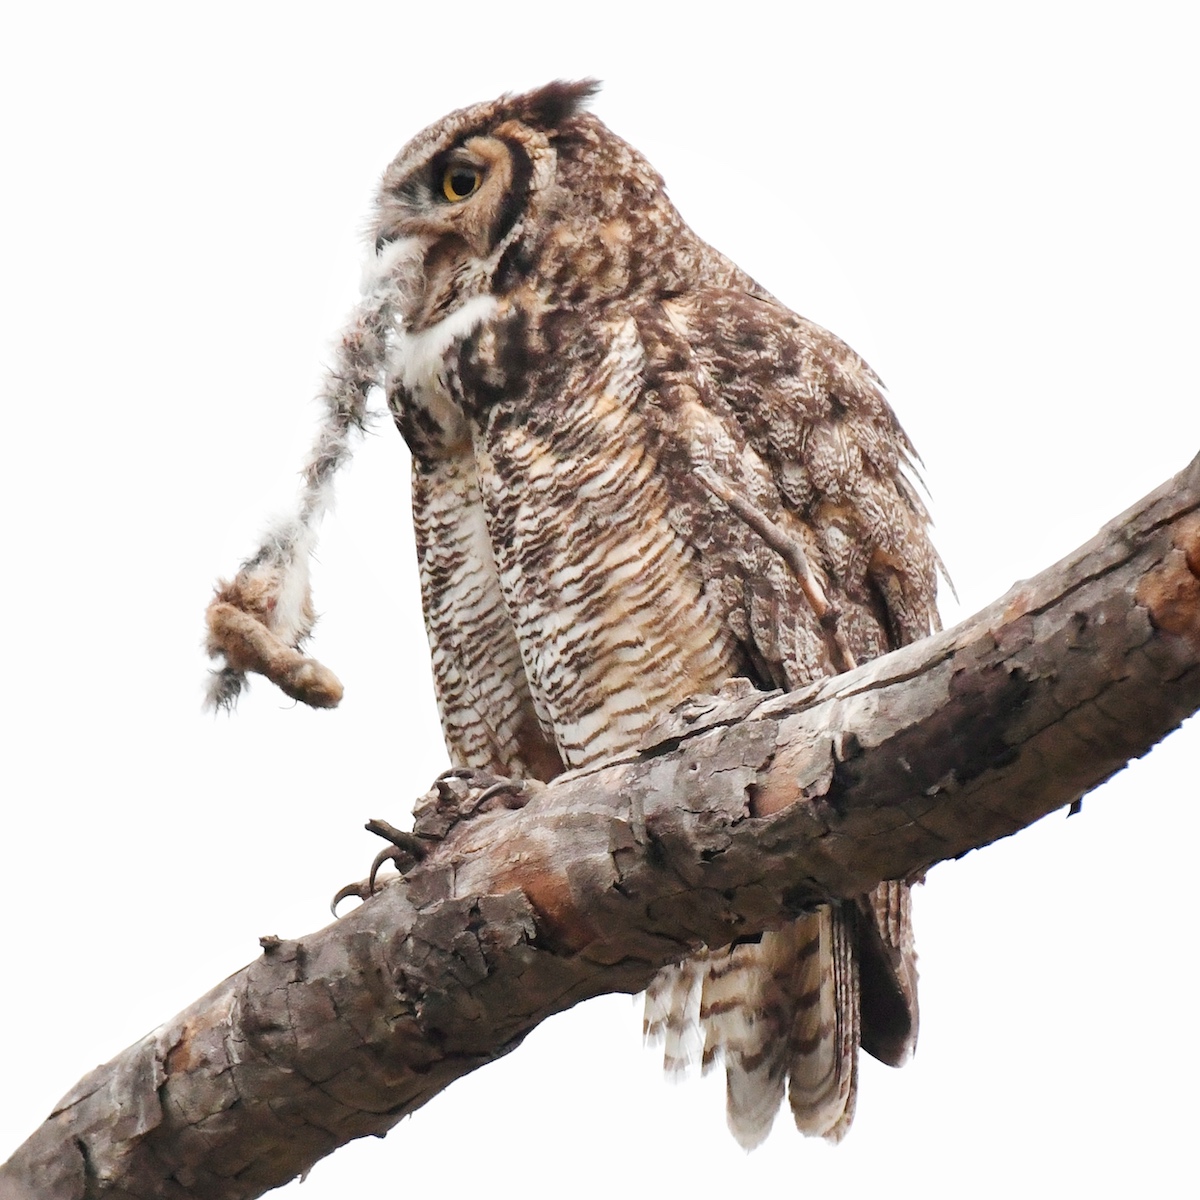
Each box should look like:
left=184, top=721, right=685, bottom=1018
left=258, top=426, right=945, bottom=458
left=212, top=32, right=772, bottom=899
left=442, top=165, right=482, bottom=202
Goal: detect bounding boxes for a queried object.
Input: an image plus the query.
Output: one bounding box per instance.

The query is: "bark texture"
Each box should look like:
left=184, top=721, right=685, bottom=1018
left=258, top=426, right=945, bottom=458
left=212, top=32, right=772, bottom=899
left=4, top=454, right=1199, bottom=1199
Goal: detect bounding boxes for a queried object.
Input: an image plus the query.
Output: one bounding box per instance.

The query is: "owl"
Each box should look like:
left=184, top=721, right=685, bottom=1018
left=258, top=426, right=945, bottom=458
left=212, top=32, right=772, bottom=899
left=206, top=80, right=941, bottom=1146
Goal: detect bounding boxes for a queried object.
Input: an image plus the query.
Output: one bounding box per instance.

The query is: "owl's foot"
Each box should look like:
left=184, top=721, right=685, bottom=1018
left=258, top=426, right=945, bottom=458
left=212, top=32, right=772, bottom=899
left=330, top=771, right=542, bottom=916
left=366, top=818, right=430, bottom=885
left=330, top=819, right=434, bottom=915
left=412, top=768, right=540, bottom=841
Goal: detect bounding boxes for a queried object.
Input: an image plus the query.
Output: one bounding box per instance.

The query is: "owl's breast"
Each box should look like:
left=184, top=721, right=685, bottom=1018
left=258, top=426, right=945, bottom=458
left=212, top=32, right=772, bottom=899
left=471, top=314, right=741, bottom=767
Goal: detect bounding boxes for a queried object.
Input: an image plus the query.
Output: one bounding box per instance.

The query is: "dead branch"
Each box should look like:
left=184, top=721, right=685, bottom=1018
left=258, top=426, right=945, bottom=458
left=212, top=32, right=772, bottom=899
left=4, top=453, right=1198, bottom=1200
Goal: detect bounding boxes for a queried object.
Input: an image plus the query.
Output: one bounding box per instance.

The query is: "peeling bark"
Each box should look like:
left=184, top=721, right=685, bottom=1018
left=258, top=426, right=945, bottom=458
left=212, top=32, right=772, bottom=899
left=3, top=454, right=1199, bottom=1199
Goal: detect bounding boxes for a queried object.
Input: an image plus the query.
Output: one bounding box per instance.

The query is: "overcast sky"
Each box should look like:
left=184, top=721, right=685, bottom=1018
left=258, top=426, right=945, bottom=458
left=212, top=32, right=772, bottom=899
left=3, top=3, right=1198, bottom=1196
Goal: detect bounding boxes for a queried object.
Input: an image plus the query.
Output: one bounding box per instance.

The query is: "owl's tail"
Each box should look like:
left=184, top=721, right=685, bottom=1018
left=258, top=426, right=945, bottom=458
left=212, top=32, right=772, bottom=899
left=644, top=904, right=862, bottom=1146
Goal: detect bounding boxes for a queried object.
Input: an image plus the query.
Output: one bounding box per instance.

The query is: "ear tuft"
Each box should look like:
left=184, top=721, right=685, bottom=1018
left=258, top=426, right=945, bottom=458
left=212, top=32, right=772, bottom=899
left=515, top=79, right=602, bottom=129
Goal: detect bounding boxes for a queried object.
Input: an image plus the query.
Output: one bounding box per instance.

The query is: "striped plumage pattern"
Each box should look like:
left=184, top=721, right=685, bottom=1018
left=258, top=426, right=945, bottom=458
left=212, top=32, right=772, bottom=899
left=476, top=315, right=741, bottom=768
left=411, top=453, right=563, bottom=780
left=228, top=81, right=940, bottom=1144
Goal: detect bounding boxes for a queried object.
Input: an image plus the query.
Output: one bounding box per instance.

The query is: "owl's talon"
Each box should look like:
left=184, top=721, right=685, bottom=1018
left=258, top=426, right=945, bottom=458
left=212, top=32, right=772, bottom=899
left=330, top=822, right=431, bottom=915
left=330, top=880, right=373, bottom=917
left=368, top=845, right=411, bottom=891
left=476, top=779, right=534, bottom=810
left=364, top=819, right=430, bottom=888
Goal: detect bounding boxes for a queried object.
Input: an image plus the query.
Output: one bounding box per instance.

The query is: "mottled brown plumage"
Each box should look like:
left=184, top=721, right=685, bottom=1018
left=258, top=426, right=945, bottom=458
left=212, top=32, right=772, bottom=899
left=371, top=81, right=939, bottom=1145
left=206, top=80, right=941, bottom=1145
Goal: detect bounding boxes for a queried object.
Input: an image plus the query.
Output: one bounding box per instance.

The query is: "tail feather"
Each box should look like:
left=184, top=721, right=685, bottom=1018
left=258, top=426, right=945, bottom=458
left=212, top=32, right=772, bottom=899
left=644, top=904, right=865, bottom=1146
left=724, top=1050, right=788, bottom=1149
left=644, top=954, right=705, bottom=1074
left=788, top=905, right=859, bottom=1141
left=648, top=892, right=907, bottom=1142
left=702, top=939, right=794, bottom=1148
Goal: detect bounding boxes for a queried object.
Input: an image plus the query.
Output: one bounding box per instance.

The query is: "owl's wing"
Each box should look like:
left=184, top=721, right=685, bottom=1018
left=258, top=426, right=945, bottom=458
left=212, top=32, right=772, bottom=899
left=638, top=287, right=941, bottom=688
left=636, top=288, right=939, bottom=1135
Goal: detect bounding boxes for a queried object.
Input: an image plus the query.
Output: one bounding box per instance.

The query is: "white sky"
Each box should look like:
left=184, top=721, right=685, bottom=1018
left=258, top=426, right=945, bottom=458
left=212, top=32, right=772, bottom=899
left=3, top=3, right=1198, bottom=1196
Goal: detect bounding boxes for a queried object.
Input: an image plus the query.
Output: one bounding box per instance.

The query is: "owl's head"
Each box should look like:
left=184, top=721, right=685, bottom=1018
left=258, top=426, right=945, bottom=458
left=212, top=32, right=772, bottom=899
left=369, top=80, right=699, bottom=330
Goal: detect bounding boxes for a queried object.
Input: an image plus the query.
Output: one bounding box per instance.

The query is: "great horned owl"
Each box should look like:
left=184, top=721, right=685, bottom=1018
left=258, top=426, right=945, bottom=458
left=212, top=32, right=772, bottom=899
left=206, top=80, right=941, bottom=1146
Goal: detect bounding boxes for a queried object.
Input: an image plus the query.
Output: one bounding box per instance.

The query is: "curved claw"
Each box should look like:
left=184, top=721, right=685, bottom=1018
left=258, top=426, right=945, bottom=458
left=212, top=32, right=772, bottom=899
left=476, top=779, right=531, bottom=809
left=330, top=880, right=372, bottom=917
left=434, top=766, right=476, bottom=784
left=435, top=766, right=476, bottom=781
left=368, top=845, right=413, bottom=893
left=331, top=820, right=431, bottom=916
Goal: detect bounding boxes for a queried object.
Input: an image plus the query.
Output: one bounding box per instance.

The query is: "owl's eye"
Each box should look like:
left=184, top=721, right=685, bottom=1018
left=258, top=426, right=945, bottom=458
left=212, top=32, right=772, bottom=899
left=442, top=165, right=482, bottom=202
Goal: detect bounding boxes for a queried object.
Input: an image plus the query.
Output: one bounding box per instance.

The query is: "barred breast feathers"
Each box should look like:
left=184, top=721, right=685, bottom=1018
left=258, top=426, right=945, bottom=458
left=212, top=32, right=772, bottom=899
left=475, top=315, right=740, bottom=769
left=389, top=290, right=561, bottom=780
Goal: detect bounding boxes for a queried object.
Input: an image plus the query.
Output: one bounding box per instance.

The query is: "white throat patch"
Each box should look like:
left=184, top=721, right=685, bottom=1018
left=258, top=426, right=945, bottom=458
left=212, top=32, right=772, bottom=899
left=387, top=293, right=500, bottom=396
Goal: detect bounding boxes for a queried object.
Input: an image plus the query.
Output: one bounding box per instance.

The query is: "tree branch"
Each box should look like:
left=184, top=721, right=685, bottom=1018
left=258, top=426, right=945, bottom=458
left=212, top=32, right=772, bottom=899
left=4, top=454, right=1199, bottom=1200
